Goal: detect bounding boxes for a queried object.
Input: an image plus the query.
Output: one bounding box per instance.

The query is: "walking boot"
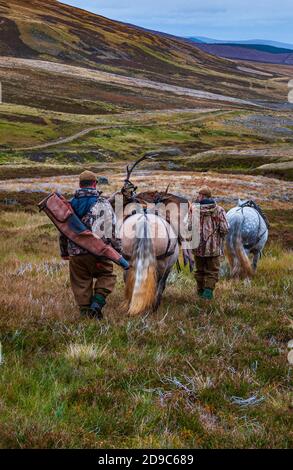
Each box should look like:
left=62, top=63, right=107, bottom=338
left=197, top=288, right=204, bottom=298
left=80, top=306, right=91, bottom=318
left=201, top=288, right=214, bottom=300
left=89, top=294, right=106, bottom=320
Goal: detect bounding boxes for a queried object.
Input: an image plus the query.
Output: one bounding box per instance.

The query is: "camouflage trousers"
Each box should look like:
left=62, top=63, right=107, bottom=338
left=194, top=256, right=221, bottom=291
left=69, top=254, right=116, bottom=307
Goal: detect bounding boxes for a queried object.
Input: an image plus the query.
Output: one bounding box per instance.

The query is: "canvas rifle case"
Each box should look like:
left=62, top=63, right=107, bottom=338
left=38, top=192, right=126, bottom=267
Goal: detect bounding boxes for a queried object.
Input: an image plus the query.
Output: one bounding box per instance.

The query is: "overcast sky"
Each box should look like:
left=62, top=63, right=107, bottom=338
left=60, top=0, right=293, bottom=43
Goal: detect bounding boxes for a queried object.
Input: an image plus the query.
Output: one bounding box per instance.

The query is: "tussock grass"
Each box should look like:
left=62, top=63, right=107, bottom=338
left=65, top=343, right=108, bottom=364
left=0, top=211, right=292, bottom=448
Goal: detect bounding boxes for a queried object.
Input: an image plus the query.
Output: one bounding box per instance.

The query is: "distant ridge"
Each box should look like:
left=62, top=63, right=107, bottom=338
left=219, top=44, right=293, bottom=54
left=188, top=39, right=293, bottom=65
left=188, top=37, right=293, bottom=50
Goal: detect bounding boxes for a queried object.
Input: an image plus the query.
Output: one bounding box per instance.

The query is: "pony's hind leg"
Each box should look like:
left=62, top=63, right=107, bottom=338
left=252, top=251, right=260, bottom=272
left=154, top=268, right=171, bottom=311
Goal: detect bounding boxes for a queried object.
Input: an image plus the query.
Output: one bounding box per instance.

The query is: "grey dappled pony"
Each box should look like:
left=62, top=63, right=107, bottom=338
left=225, top=200, right=269, bottom=278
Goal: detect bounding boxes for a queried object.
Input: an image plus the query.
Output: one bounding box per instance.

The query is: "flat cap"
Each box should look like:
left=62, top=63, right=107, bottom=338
left=79, top=170, right=97, bottom=183
left=198, top=186, right=212, bottom=198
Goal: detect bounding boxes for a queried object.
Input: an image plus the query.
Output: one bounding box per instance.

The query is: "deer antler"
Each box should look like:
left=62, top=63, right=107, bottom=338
left=125, top=152, right=159, bottom=182
left=165, top=183, right=171, bottom=194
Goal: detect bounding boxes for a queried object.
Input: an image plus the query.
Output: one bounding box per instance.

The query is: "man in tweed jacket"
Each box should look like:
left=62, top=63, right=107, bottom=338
left=193, top=186, right=229, bottom=300
left=60, top=171, right=121, bottom=319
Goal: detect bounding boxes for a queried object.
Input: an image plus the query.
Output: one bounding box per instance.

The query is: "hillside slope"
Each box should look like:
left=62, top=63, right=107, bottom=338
left=0, top=0, right=290, bottom=104
left=0, top=0, right=236, bottom=75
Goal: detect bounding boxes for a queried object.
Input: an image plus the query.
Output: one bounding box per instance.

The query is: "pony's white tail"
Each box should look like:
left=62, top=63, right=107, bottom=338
left=125, top=214, right=157, bottom=316
left=225, top=214, right=253, bottom=279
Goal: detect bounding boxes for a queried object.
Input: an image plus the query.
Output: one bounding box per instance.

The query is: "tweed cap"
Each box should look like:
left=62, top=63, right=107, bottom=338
left=79, top=170, right=97, bottom=183
left=198, top=186, right=212, bottom=198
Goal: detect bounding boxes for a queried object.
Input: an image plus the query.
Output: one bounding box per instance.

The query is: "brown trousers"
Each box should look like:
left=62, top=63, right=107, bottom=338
left=195, top=256, right=221, bottom=291
left=69, top=254, right=116, bottom=307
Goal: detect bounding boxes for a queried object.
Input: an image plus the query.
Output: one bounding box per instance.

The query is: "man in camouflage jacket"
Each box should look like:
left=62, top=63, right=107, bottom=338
left=193, top=186, right=229, bottom=300
left=60, top=171, right=121, bottom=319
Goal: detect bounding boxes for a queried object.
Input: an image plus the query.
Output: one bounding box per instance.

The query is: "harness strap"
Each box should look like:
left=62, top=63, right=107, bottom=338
left=156, top=247, right=176, bottom=260
left=237, top=206, right=268, bottom=250
left=158, top=215, right=177, bottom=260
left=239, top=200, right=270, bottom=229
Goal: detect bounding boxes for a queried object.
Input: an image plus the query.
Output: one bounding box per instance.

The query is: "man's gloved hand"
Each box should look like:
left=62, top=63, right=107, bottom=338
left=119, top=257, right=130, bottom=270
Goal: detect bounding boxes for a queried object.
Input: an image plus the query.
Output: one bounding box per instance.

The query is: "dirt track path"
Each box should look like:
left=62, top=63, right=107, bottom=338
left=15, top=126, right=102, bottom=151
left=13, top=109, right=230, bottom=152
